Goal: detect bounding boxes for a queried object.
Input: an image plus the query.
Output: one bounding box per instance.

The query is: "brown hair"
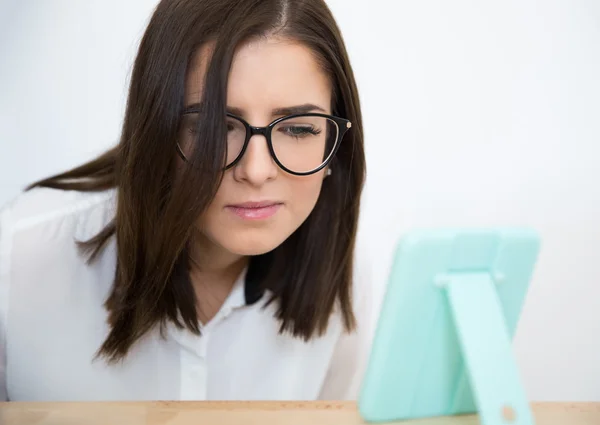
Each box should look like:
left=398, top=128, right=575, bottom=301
left=28, top=0, right=366, bottom=363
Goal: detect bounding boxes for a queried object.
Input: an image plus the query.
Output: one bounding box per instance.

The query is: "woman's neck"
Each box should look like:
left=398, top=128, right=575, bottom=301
left=188, top=234, right=248, bottom=324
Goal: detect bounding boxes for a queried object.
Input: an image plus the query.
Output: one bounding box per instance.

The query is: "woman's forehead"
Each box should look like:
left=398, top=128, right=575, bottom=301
left=184, top=38, right=332, bottom=115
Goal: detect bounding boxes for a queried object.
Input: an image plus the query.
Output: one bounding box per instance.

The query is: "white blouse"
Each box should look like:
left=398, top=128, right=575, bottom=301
left=0, top=188, right=374, bottom=402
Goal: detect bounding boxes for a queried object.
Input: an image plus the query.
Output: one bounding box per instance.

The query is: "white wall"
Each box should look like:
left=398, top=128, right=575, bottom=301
left=1, top=0, right=599, bottom=401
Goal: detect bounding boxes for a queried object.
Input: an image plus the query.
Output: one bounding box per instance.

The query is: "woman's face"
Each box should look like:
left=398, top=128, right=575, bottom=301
left=184, top=37, right=332, bottom=258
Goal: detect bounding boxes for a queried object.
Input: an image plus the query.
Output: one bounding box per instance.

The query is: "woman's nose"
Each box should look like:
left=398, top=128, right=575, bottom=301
left=232, top=132, right=278, bottom=185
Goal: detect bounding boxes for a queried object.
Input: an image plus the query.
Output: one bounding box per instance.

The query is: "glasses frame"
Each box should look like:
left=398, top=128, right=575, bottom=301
left=177, top=108, right=352, bottom=176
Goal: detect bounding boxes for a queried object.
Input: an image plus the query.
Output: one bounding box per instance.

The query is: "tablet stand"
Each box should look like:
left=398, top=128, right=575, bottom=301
left=437, top=271, right=535, bottom=425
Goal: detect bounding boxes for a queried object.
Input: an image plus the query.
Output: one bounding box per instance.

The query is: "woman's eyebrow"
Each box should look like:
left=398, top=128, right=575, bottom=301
left=268, top=104, right=326, bottom=116
left=182, top=103, right=326, bottom=116
left=228, top=104, right=326, bottom=116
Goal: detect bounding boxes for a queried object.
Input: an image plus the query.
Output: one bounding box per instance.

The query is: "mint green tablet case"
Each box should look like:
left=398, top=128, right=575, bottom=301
left=358, top=228, right=540, bottom=425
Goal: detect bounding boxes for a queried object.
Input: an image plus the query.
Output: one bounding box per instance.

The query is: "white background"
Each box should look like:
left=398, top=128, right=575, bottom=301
left=1, top=0, right=599, bottom=401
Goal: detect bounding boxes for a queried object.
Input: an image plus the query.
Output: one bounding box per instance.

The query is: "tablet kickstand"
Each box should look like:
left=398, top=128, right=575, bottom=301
left=441, top=271, right=535, bottom=425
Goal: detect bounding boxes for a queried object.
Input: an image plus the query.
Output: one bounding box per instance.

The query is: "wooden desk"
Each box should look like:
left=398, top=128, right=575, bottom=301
left=0, top=401, right=598, bottom=425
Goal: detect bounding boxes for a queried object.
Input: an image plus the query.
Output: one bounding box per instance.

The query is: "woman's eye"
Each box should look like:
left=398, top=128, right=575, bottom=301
left=185, top=119, right=200, bottom=135
left=282, top=126, right=321, bottom=137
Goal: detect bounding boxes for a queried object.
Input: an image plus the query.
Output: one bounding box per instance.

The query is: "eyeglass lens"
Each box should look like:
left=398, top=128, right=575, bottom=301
left=179, top=113, right=339, bottom=174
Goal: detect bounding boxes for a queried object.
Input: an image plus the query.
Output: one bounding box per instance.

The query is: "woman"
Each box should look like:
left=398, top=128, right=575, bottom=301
left=0, top=0, right=371, bottom=401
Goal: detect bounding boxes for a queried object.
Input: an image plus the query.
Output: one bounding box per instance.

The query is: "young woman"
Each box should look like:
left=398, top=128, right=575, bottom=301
left=0, top=0, right=371, bottom=401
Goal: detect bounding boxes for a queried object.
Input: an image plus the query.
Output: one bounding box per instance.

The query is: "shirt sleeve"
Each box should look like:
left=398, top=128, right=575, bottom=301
left=0, top=204, right=11, bottom=401
left=318, top=248, right=376, bottom=400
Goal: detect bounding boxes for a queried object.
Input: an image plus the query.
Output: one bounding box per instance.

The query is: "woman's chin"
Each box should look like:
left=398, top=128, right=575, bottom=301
left=227, top=242, right=278, bottom=256
left=222, top=233, right=289, bottom=257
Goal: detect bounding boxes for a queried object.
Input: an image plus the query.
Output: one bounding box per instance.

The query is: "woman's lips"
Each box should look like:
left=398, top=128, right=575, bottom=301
left=225, top=202, right=282, bottom=220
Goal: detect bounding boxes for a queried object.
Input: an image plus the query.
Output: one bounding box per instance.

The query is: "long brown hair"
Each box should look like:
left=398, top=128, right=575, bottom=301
left=28, top=0, right=366, bottom=363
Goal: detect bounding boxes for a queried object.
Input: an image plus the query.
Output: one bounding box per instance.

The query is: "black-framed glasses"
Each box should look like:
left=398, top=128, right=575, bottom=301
left=177, top=108, right=352, bottom=176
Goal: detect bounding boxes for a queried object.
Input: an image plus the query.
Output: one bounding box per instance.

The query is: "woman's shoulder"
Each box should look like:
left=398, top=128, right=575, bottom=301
left=0, top=187, right=116, bottom=272
left=1, top=187, right=115, bottom=228
left=1, top=187, right=115, bottom=235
